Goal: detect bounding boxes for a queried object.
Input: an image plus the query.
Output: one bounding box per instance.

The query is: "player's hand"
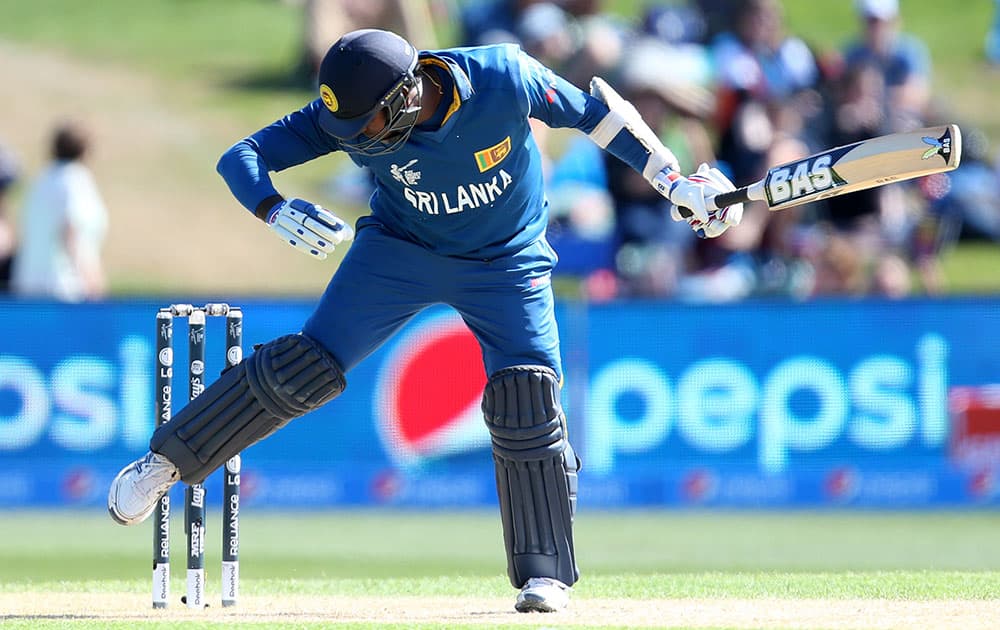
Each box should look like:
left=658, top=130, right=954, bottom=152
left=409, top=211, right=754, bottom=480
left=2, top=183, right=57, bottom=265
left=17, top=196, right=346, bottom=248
left=666, top=163, right=744, bottom=239
left=265, top=198, right=354, bottom=260
left=651, top=167, right=708, bottom=224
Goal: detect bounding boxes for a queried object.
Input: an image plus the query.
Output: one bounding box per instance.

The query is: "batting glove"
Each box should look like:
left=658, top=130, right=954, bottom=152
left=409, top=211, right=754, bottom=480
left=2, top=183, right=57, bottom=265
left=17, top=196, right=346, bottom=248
left=651, top=168, right=709, bottom=225
left=265, top=198, right=354, bottom=260
left=667, top=163, right=744, bottom=238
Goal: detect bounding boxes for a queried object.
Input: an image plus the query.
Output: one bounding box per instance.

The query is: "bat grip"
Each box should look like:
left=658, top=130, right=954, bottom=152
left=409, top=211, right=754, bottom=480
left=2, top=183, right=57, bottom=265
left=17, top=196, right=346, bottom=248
left=712, top=187, right=751, bottom=210
left=675, top=186, right=752, bottom=218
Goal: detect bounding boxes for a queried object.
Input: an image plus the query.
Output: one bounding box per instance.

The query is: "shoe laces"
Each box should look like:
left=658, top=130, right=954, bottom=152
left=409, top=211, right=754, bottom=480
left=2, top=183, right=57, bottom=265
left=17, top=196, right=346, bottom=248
left=132, top=453, right=178, bottom=498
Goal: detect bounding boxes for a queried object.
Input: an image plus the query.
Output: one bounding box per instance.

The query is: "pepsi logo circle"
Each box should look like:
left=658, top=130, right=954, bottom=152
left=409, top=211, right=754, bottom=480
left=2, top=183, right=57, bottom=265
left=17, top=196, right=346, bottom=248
left=375, top=313, right=488, bottom=467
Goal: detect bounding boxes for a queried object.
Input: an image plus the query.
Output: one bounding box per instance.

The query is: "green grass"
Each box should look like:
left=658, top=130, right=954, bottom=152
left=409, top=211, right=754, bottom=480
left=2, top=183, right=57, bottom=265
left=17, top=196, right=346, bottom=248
left=0, top=0, right=317, bottom=137
left=1, top=511, right=999, bottom=628
left=0, top=0, right=301, bottom=79
left=3, top=510, right=1000, bottom=583
left=6, top=571, right=997, bottom=600
left=939, top=241, right=1000, bottom=293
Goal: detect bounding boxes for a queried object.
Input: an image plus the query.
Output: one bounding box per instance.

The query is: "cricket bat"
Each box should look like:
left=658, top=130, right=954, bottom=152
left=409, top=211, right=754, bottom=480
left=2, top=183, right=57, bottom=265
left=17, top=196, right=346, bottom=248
left=708, top=124, right=962, bottom=212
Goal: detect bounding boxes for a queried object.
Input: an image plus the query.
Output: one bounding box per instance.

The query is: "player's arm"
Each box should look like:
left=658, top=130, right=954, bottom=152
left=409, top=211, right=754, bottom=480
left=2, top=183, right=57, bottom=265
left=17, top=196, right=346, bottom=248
left=216, top=101, right=354, bottom=259
left=514, top=49, right=741, bottom=238
left=513, top=51, right=653, bottom=168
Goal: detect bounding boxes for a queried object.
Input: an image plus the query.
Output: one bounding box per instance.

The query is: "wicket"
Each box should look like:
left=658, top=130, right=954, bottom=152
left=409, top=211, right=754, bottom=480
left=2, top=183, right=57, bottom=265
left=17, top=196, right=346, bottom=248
left=153, top=303, right=243, bottom=609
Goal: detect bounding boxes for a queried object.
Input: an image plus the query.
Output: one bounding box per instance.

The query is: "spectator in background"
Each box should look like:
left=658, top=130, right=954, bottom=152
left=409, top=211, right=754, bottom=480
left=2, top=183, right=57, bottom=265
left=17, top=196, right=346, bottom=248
left=674, top=0, right=821, bottom=302
left=515, top=3, right=577, bottom=69
left=0, top=141, right=19, bottom=292
left=694, top=0, right=742, bottom=43
left=903, top=127, right=1000, bottom=295
left=820, top=61, right=905, bottom=270
left=743, top=129, right=816, bottom=299
left=458, top=0, right=538, bottom=47
left=604, top=38, right=716, bottom=298
left=806, top=0, right=936, bottom=298
left=807, top=229, right=867, bottom=296
left=987, top=0, right=1000, bottom=64
left=925, top=127, right=1000, bottom=243
left=821, top=61, right=887, bottom=235
left=11, top=122, right=108, bottom=302
left=710, top=0, right=819, bottom=186
left=643, top=2, right=708, bottom=46
left=558, top=13, right=627, bottom=91
left=302, top=0, right=438, bottom=79
left=459, top=1, right=625, bottom=89
left=544, top=36, right=717, bottom=298
left=843, top=0, right=931, bottom=131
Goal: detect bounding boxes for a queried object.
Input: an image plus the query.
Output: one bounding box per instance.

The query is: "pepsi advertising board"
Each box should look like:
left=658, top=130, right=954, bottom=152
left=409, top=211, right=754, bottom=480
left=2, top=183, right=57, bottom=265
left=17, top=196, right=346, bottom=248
left=0, top=298, right=999, bottom=509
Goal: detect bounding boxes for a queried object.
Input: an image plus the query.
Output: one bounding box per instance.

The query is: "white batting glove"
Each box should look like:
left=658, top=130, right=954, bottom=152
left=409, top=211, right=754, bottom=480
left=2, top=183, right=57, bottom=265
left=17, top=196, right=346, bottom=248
left=666, top=163, right=744, bottom=238
left=651, top=169, right=710, bottom=225
left=265, top=198, right=354, bottom=260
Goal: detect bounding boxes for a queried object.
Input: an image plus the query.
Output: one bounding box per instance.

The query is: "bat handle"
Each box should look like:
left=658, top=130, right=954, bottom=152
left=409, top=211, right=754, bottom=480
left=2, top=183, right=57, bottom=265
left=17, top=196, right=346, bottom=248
left=674, top=186, right=752, bottom=218
left=712, top=187, right=752, bottom=210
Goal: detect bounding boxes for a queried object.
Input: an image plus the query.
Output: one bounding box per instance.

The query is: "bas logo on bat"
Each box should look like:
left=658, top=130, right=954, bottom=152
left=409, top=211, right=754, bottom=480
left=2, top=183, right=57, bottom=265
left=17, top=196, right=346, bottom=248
left=921, top=129, right=953, bottom=161
left=765, top=127, right=957, bottom=208
left=765, top=151, right=844, bottom=206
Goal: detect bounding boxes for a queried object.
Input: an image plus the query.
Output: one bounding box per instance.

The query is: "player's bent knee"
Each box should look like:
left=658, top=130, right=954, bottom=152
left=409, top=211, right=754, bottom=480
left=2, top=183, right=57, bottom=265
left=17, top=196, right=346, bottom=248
left=245, top=333, right=345, bottom=418
left=151, top=333, right=345, bottom=484
left=483, top=365, right=580, bottom=588
left=483, top=365, right=567, bottom=460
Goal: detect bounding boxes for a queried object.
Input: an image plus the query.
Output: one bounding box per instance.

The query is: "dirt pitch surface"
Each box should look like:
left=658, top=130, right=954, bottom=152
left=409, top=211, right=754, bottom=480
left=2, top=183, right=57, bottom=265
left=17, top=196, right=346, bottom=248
left=2, top=593, right=1000, bottom=628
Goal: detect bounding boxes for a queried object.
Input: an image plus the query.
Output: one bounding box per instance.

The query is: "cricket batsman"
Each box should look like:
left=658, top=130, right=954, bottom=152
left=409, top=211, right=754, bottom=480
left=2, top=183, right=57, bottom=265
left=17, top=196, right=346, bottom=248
left=108, top=29, right=743, bottom=612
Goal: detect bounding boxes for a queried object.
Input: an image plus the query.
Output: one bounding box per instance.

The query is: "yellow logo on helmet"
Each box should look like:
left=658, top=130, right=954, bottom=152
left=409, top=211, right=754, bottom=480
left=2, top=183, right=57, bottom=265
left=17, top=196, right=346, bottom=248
left=319, top=84, right=339, bottom=113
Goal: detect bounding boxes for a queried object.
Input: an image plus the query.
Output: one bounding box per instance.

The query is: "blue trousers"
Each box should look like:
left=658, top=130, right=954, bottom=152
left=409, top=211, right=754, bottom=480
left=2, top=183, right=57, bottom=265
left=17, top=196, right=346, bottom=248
left=302, top=221, right=562, bottom=379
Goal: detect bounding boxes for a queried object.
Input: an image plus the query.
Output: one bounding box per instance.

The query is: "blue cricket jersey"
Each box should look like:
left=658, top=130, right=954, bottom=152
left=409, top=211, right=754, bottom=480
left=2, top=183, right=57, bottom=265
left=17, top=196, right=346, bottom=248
left=218, top=44, right=650, bottom=260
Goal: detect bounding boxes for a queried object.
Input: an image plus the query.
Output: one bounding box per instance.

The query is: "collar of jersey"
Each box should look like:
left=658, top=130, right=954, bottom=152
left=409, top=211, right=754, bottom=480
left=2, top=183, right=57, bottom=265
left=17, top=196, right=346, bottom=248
left=414, top=53, right=474, bottom=142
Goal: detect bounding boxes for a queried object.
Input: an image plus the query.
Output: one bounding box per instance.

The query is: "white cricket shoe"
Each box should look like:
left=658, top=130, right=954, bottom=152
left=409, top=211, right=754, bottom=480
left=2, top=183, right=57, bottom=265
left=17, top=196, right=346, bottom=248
left=515, top=577, right=570, bottom=613
left=107, top=451, right=179, bottom=526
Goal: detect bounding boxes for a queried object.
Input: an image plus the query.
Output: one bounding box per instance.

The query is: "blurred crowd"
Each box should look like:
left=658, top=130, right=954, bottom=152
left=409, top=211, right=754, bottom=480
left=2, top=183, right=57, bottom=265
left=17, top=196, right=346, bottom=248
left=450, top=0, right=1000, bottom=302
left=305, top=0, right=1000, bottom=302
left=3, top=0, right=999, bottom=303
